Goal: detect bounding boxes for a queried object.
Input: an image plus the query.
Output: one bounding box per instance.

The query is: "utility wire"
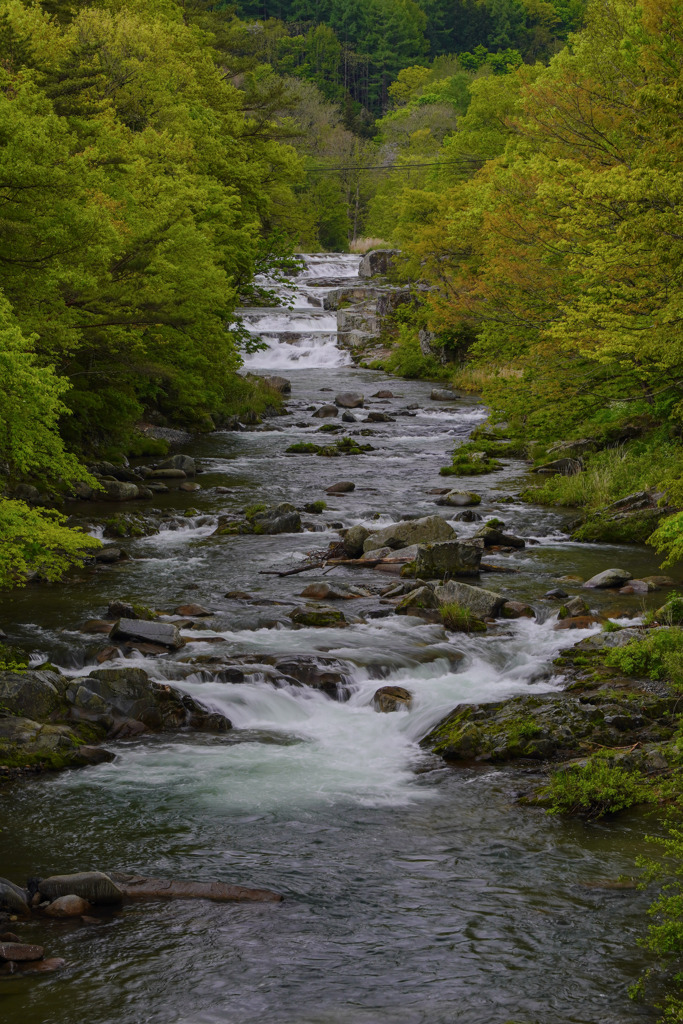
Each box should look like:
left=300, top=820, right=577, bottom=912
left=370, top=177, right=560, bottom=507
left=304, top=159, right=474, bottom=173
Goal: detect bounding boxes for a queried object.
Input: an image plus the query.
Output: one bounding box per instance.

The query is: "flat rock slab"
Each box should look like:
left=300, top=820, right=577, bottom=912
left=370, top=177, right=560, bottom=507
left=109, top=874, right=283, bottom=903
left=109, top=618, right=184, bottom=649
left=0, top=942, right=44, bottom=962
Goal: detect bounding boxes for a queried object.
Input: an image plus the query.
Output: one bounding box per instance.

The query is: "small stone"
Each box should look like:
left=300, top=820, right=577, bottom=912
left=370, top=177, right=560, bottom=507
left=95, top=546, right=126, bottom=564
left=430, top=389, right=457, bottom=401
left=372, top=390, right=394, bottom=398
left=326, top=481, right=355, bottom=494
left=150, top=468, right=187, bottom=479
left=641, top=575, right=676, bottom=588
left=175, top=604, right=212, bottom=617
left=312, top=404, right=338, bottom=418
left=501, top=601, right=535, bottom=619
left=553, top=615, right=600, bottom=630
left=558, top=596, right=590, bottom=619
left=545, top=588, right=568, bottom=599
left=365, top=411, right=393, bottom=422
left=96, top=646, right=119, bottom=663
left=179, top=482, right=201, bottom=492
left=44, top=895, right=92, bottom=918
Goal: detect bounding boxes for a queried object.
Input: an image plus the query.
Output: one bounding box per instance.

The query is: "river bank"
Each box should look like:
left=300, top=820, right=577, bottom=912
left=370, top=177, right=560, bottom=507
left=0, top=255, right=678, bottom=1024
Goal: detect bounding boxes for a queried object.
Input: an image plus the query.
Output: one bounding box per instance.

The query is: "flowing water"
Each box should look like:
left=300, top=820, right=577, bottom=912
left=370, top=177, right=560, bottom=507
left=0, top=255, right=673, bottom=1024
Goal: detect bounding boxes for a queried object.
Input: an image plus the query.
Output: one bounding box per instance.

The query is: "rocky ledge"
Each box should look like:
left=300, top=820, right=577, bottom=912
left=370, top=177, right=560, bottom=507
left=0, top=667, right=229, bottom=774
left=422, top=628, right=677, bottom=768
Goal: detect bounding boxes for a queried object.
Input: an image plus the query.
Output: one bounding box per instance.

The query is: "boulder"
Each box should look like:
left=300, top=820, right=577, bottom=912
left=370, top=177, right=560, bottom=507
left=335, top=392, right=364, bottom=408
left=0, top=670, right=66, bottom=721
left=0, top=942, right=43, bottom=961
left=454, top=510, right=483, bottom=522
left=108, top=873, right=282, bottom=903
left=424, top=690, right=675, bottom=763
left=363, top=515, right=455, bottom=553
left=373, top=686, right=413, bottom=713
left=553, top=615, right=600, bottom=630
left=474, top=525, right=525, bottom=548
left=361, top=546, right=394, bottom=561
left=342, top=412, right=357, bottom=423
left=155, top=454, right=196, bottom=477
left=434, top=580, right=505, bottom=618
left=250, top=503, right=302, bottom=535
left=99, top=481, right=141, bottom=501
left=312, top=404, right=338, bottom=418
left=583, top=569, right=633, bottom=589
left=95, top=546, right=127, bottom=563
left=290, top=607, right=346, bottom=628
left=358, top=249, right=399, bottom=278
left=435, top=491, right=481, bottom=507
left=0, top=878, right=30, bottom=916
left=641, top=576, right=676, bottom=588
left=365, top=411, right=393, bottom=422
left=44, top=895, right=92, bottom=918
left=342, top=524, right=370, bottom=558
left=175, top=604, right=212, bottom=617
left=410, top=539, right=484, bottom=579
left=373, top=390, right=394, bottom=398
left=326, top=481, right=355, bottom=494
left=109, top=619, right=184, bottom=649
left=558, top=596, right=590, bottom=619
left=38, top=871, right=124, bottom=906
left=501, top=601, right=535, bottom=619
left=395, top=587, right=439, bottom=615
left=262, top=375, right=291, bottom=394
left=430, top=389, right=457, bottom=402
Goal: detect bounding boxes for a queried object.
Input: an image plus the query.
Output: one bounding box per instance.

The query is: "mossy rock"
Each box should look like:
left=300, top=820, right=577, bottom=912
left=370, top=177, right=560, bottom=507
left=570, top=509, right=666, bottom=544
left=423, top=691, right=677, bottom=764
left=290, top=607, right=347, bottom=628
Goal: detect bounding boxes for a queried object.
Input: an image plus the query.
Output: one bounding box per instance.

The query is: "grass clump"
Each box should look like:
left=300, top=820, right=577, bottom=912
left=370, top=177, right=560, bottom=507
left=540, top=752, right=652, bottom=819
left=440, top=602, right=486, bottom=633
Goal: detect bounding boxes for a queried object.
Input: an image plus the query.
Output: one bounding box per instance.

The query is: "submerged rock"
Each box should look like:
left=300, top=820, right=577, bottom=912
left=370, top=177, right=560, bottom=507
left=109, top=873, right=283, bottom=903
left=0, top=942, right=43, bottom=961
left=326, top=481, right=355, bottom=494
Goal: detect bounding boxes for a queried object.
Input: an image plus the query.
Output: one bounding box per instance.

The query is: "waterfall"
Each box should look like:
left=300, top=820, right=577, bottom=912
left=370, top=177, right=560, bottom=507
left=240, top=253, right=361, bottom=369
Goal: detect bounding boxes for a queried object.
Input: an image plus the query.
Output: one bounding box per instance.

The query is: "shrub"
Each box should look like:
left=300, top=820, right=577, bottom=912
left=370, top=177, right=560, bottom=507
left=541, top=753, right=651, bottom=819
left=605, top=628, right=683, bottom=688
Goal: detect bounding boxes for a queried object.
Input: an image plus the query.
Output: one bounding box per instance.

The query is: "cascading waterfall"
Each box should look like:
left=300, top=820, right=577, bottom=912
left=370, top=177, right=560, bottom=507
left=240, top=254, right=360, bottom=369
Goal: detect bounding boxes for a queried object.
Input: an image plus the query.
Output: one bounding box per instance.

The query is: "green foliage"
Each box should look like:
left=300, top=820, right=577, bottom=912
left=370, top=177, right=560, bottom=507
left=440, top=602, right=486, bottom=632
left=651, top=514, right=683, bottom=571
left=0, top=500, right=101, bottom=590
left=605, top=629, right=683, bottom=689
left=541, top=752, right=651, bottom=819
left=303, top=500, right=327, bottom=513
left=0, top=644, right=28, bottom=673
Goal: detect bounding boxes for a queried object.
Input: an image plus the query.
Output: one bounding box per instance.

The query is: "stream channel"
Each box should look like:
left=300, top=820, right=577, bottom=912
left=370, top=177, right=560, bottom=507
left=0, top=254, right=673, bottom=1024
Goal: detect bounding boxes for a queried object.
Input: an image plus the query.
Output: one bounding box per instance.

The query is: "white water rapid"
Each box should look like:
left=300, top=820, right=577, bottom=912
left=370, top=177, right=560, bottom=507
left=240, top=253, right=359, bottom=369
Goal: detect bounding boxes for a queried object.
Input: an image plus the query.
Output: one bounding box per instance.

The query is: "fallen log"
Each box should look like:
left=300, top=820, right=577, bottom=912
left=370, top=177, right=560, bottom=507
left=108, top=873, right=283, bottom=903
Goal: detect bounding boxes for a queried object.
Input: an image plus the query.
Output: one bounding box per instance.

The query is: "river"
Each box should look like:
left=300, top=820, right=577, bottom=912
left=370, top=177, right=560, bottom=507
left=0, top=254, right=666, bottom=1024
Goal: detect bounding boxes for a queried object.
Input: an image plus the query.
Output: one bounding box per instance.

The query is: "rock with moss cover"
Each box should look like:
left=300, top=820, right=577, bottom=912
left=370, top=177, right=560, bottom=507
left=406, top=539, right=484, bottom=579
left=424, top=691, right=677, bottom=764
left=363, top=515, right=455, bottom=553
left=0, top=717, right=105, bottom=771
left=395, top=586, right=439, bottom=614
left=0, top=671, right=68, bottom=721
left=290, top=607, right=347, bottom=628
left=434, top=580, right=504, bottom=618
left=342, top=524, right=370, bottom=557
left=250, top=503, right=302, bottom=535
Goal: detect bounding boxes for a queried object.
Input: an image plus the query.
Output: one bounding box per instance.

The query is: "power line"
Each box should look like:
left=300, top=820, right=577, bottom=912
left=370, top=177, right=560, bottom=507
left=304, top=159, right=474, bottom=174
